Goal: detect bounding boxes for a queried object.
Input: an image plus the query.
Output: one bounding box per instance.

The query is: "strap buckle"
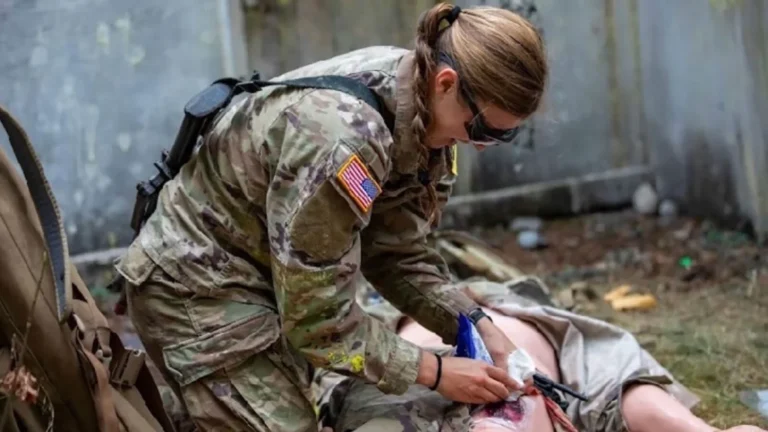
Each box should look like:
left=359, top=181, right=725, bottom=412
left=109, top=349, right=146, bottom=388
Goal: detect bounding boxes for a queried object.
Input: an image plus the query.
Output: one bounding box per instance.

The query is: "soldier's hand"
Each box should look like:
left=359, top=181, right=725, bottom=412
left=440, top=357, right=521, bottom=403
left=418, top=353, right=520, bottom=404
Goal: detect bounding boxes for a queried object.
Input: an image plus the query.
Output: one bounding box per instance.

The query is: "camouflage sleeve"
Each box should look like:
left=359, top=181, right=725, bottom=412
left=266, top=90, right=422, bottom=395
left=360, top=149, right=479, bottom=346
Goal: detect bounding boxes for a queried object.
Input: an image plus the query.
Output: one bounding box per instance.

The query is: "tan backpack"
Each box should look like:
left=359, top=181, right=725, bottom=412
left=0, top=104, right=175, bottom=431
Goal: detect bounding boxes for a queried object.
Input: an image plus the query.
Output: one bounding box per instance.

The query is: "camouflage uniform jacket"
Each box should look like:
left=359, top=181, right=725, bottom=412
left=116, top=46, right=480, bottom=396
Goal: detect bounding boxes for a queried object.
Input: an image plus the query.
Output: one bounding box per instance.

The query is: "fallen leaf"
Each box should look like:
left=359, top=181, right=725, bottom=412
left=604, top=284, right=632, bottom=302
left=611, top=294, right=657, bottom=311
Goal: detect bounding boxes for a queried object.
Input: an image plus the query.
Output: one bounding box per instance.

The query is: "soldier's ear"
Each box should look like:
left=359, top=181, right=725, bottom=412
left=433, top=67, right=459, bottom=97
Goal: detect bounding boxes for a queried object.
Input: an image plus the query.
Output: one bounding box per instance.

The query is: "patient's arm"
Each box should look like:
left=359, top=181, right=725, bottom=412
left=398, top=308, right=766, bottom=432
left=398, top=309, right=556, bottom=432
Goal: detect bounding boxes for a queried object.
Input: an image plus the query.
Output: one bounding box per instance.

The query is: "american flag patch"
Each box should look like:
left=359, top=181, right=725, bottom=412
left=336, top=154, right=381, bottom=212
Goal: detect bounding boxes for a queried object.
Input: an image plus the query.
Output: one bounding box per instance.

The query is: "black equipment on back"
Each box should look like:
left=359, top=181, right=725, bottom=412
left=128, top=72, right=394, bottom=237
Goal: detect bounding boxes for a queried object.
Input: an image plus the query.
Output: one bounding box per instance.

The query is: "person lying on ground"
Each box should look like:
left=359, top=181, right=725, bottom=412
left=312, top=277, right=767, bottom=432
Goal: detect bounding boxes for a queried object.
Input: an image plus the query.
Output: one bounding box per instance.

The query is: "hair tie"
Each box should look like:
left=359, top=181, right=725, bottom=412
left=446, top=6, right=461, bottom=25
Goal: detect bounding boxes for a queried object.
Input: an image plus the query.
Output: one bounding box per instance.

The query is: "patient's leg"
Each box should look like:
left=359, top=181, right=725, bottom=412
left=398, top=308, right=558, bottom=432
left=621, top=385, right=716, bottom=432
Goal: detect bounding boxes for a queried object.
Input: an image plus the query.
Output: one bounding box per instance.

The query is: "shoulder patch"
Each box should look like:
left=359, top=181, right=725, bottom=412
left=336, top=154, right=381, bottom=213
left=451, top=145, right=458, bottom=176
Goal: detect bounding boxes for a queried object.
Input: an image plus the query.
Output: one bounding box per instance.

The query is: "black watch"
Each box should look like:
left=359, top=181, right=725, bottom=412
left=467, top=308, right=492, bottom=325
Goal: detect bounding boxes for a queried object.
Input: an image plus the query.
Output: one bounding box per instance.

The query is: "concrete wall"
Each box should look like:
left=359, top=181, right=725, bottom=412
left=2, top=0, right=766, bottom=255
left=454, top=0, right=636, bottom=194
left=0, top=0, right=225, bottom=254
left=637, top=0, right=768, bottom=235
left=455, top=0, right=768, bottom=237
left=238, top=0, right=768, bottom=237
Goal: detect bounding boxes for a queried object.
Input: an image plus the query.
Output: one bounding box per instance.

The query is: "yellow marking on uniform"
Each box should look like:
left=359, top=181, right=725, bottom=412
left=336, top=154, right=381, bottom=213
left=350, top=354, right=365, bottom=373
left=451, top=145, right=458, bottom=176
left=327, top=351, right=348, bottom=365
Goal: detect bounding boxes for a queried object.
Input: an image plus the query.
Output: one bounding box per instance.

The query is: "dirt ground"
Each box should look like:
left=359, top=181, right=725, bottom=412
left=480, top=211, right=768, bottom=429
left=96, top=210, right=768, bottom=429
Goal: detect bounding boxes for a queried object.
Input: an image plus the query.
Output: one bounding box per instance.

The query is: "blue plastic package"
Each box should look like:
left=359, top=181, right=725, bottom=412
left=455, top=314, right=494, bottom=365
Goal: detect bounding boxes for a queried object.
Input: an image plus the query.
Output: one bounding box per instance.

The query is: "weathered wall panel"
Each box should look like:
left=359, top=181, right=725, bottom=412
left=240, top=0, right=768, bottom=236
left=637, top=0, right=768, bottom=232
left=244, top=0, right=436, bottom=77
left=462, top=0, right=623, bottom=193
left=0, top=0, right=224, bottom=254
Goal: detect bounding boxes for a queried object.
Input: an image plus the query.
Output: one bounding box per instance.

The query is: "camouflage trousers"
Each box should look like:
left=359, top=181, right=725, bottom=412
left=126, top=265, right=319, bottom=432
left=314, top=277, right=702, bottom=432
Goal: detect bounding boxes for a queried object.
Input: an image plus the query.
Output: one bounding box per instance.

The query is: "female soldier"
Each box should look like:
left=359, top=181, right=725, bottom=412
left=115, top=3, right=548, bottom=431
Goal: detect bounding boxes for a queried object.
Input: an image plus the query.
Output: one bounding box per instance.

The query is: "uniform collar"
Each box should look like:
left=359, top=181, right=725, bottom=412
left=392, top=52, right=420, bottom=175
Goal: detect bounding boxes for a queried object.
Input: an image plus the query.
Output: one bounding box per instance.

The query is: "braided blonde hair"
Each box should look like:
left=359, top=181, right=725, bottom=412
left=411, top=3, right=548, bottom=221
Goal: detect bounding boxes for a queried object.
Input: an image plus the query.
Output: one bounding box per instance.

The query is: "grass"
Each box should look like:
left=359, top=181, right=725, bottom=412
left=587, top=279, right=768, bottom=429
left=485, top=212, right=768, bottom=428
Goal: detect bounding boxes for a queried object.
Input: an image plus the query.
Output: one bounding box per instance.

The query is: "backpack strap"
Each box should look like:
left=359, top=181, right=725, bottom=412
left=0, top=105, right=71, bottom=323
left=129, top=73, right=394, bottom=237
left=1, top=104, right=176, bottom=430
left=236, top=75, right=395, bottom=133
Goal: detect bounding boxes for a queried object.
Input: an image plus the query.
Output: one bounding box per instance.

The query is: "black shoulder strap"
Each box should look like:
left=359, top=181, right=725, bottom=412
left=129, top=73, right=395, bottom=236
left=0, top=105, right=71, bottom=323
left=236, top=74, right=395, bottom=132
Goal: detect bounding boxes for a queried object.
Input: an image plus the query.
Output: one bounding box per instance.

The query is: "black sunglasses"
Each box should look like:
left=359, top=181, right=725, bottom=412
left=438, top=53, right=520, bottom=144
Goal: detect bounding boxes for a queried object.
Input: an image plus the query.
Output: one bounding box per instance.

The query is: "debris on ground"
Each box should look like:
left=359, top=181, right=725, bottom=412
left=509, top=216, right=544, bottom=232
left=610, top=293, right=658, bottom=311
left=510, top=216, right=548, bottom=250
left=473, top=210, right=767, bottom=428
left=484, top=210, right=766, bottom=292
left=633, top=182, right=658, bottom=215
left=604, top=284, right=633, bottom=302
left=740, top=389, right=768, bottom=419
left=517, top=229, right=547, bottom=250
left=432, top=231, right=525, bottom=282
left=658, top=199, right=679, bottom=219
left=601, top=284, right=657, bottom=311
